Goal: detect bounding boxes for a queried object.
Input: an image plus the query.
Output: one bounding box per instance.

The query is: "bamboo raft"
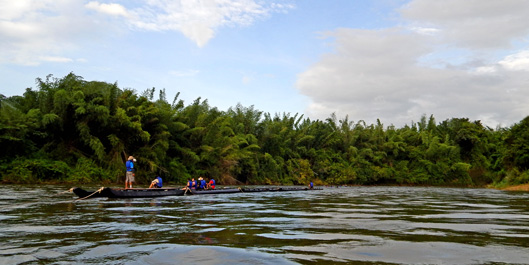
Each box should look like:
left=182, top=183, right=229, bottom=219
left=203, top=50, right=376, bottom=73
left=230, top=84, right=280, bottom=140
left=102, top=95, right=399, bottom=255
left=72, top=186, right=321, bottom=199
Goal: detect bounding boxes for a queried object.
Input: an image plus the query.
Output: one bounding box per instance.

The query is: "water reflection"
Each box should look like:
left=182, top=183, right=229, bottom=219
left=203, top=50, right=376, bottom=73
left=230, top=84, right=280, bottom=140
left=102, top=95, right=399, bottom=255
left=1, top=185, right=529, bottom=264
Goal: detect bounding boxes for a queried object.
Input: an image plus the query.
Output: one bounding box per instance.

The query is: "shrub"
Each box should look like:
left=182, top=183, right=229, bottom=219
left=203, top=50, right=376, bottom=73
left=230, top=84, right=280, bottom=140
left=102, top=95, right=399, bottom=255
left=0, top=158, right=71, bottom=183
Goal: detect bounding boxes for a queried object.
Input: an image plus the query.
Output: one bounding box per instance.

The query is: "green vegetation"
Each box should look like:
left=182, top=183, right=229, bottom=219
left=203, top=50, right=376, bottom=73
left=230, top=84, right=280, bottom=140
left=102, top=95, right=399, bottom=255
left=1, top=73, right=528, bottom=187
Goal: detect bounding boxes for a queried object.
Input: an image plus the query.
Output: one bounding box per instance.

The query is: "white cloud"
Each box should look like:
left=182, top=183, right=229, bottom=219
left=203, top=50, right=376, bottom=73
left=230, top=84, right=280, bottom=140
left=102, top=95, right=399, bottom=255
left=39, top=56, right=74, bottom=63
left=0, top=0, right=120, bottom=65
left=408, top=27, right=439, bottom=36
left=474, top=66, right=497, bottom=74
left=297, top=5, right=529, bottom=128
left=499, top=50, right=529, bottom=71
left=88, top=0, right=295, bottom=47
left=0, top=0, right=294, bottom=65
left=85, top=1, right=129, bottom=17
left=400, top=0, right=529, bottom=49
left=0, top=0, right=46, bottom=20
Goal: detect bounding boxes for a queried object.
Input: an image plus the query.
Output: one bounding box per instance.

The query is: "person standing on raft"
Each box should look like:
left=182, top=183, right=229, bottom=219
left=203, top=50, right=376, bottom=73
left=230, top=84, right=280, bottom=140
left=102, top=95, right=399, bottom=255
left=125, top=156, right=136, bottom=189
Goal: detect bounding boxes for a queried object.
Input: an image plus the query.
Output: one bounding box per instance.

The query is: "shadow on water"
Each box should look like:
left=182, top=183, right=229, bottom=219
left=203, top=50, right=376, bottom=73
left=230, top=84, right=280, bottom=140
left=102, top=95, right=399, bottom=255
left=1, top=185, right=529, bottom=264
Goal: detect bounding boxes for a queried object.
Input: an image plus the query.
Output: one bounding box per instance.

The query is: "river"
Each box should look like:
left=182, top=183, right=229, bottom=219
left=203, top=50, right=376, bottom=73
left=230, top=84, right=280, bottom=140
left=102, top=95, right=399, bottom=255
left=1, top=185, right=529, bottom=264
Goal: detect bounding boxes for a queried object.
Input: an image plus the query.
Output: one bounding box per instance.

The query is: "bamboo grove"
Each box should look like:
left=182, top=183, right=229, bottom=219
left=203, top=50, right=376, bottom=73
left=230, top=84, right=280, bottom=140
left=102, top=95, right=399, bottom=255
left=1, top=73, right=529, bottom=187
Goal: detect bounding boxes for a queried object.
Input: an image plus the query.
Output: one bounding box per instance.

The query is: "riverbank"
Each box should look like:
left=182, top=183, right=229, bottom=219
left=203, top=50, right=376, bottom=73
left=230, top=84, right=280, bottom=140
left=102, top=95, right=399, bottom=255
left=501, top=183, right=529, bottom=191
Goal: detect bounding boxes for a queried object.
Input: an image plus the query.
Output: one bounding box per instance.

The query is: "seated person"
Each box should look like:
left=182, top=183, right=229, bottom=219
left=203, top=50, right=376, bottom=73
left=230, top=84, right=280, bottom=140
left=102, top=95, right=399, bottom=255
left=182, top=179, right=191, bottom=190
left=207, top=178, right=215, bottom=189
left=196, top=177, right=207, bottom=190
left=190, top=178, right=197, bottom=190
left=200, top=177, right=207, bottom=190
left=149, top=176, right=163, bottom=188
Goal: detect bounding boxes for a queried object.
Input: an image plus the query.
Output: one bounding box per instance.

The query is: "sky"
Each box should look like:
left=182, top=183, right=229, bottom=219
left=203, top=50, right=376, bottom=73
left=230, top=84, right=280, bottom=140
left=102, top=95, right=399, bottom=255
left=1, top=0, right=529, bottom=128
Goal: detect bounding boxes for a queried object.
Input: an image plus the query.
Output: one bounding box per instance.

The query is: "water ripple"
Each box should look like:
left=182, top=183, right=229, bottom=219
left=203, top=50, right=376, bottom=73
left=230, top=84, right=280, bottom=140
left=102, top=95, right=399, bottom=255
left=1, top=185, right=529, bottom=264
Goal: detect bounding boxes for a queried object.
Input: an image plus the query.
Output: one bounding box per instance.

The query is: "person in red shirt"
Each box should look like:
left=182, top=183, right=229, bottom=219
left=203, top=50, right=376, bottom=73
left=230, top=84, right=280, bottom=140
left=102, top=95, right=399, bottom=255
left=207, top=178, right=216, bottom=189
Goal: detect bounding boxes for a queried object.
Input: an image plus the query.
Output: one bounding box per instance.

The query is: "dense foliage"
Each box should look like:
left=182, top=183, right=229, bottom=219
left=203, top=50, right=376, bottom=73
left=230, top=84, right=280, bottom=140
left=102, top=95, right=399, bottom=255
left=1, top=73, right=528, bottom=187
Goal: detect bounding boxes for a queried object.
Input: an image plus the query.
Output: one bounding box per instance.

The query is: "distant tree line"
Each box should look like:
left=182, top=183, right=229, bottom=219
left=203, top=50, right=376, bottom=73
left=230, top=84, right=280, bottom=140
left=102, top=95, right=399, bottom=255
left=1, top=73, right=528, bottom=187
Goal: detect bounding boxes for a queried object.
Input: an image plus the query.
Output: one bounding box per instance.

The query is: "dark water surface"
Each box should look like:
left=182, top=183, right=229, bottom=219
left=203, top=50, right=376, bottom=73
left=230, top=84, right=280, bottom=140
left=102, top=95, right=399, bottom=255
left=1, top=185, right=529, bottom=264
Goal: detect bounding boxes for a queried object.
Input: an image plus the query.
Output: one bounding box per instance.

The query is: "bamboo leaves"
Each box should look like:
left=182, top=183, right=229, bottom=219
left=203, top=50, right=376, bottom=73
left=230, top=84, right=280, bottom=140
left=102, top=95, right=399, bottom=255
left=1, top=73, right=527, bottom=187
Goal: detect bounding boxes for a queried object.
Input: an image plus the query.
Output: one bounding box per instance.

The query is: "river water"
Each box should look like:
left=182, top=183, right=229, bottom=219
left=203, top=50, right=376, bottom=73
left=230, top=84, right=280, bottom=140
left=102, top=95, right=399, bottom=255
left=1, top=185, right=529, bottom=265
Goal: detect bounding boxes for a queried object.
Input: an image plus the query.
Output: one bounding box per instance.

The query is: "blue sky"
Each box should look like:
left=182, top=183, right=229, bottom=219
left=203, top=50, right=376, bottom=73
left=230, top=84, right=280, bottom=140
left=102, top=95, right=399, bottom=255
left=2, top=0, right=529, bottom=127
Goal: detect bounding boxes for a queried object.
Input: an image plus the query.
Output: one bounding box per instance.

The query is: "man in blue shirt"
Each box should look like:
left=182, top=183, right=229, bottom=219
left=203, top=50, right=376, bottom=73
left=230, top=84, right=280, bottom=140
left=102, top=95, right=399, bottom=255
left=125, top=156, right=135, bottom=189
left=149, top=176, right=163, bottom=188
left=196, top=177, right=206, bottom=190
